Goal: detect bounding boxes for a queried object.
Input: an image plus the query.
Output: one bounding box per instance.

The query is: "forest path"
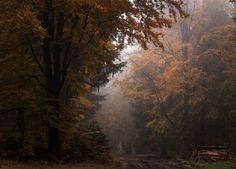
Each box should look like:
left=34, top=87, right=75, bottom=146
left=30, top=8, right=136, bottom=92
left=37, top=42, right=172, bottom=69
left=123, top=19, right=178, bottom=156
left=119, top=155, right=189, bottom=169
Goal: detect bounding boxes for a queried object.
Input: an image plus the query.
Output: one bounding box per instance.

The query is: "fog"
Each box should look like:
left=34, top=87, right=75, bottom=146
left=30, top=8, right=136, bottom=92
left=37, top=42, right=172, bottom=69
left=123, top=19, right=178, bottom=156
left=96, top=0, right=236, bottom=156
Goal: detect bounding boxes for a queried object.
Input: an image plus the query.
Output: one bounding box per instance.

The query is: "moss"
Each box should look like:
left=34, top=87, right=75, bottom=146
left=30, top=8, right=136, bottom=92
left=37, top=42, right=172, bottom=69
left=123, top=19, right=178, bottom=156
left=200, top=162, right=236, bottom=169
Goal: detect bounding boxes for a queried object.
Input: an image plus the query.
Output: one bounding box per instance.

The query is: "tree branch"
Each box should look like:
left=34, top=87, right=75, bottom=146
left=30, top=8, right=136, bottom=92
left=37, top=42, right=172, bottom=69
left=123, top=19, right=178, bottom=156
left=27, top=39, right=45, bottom=75
left=0, top=108, right=23, bottom=116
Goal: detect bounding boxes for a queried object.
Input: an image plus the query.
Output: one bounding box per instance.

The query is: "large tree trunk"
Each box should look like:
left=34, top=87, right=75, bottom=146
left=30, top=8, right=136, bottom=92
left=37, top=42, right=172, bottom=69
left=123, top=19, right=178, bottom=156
left=42, top=0, right=65, bottom=157
left=48, top=126, right=60, bottom=155
left=46, top=80, right=61, bottom=157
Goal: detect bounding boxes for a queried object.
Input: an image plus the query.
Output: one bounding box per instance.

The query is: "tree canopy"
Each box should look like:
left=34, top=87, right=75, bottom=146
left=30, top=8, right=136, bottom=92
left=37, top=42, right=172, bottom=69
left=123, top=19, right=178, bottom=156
left=0, top=0, right=186, bottom=159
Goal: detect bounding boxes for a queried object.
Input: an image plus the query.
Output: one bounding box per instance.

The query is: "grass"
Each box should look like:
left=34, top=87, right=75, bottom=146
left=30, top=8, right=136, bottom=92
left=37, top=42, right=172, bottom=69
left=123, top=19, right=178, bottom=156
left=199, top=161, right=236, bottom=169
left=173, top=158, right=236, bottom=169
left=0, top=160, right=121, bottom=169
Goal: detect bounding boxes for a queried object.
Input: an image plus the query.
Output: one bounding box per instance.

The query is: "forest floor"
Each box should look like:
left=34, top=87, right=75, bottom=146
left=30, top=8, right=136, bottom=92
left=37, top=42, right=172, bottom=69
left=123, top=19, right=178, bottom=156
left=0, top=160, right=120, bottom=169
left=119, top=155, right=236, bottom=169
left=0, top=158, right=236, bottom=169
left=198, top=161, right=236, bottom=169
left=119, top=155, right=189, bottom=169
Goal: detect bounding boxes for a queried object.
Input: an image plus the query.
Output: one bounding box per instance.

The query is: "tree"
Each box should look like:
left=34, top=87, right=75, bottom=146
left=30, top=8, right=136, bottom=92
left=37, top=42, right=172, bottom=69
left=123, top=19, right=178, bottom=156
left=196, top=24, right=236, bottom=151
left=120, top=0, right=235, bottom=156
left=1, top=0, right=186, bottom=157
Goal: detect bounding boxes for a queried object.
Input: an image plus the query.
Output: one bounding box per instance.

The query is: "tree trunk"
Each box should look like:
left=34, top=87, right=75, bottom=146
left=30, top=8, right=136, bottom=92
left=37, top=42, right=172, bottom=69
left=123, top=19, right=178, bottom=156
left=42, top=0, right=65, bottom=157
left=47, top=100, right=61, bottom=156
left=160, top=136, right=168, bottom=158
left=46, top=83, right=61, bottom=157
left=199, top=105, right=206, bottom=146
left=48, top=126, right=60, bottom=156
left=181, top=0, right=191, bottom=151
left=17, top=108, right=25, bottom=148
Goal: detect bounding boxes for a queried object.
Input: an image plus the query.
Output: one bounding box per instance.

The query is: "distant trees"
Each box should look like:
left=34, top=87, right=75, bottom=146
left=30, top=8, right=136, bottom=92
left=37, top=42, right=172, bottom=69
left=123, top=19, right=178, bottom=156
left=121, top=0, right=236, bottom=156
left=196, top=24, right=236, bottom=150
left=0, top=0, right=185, bottom=159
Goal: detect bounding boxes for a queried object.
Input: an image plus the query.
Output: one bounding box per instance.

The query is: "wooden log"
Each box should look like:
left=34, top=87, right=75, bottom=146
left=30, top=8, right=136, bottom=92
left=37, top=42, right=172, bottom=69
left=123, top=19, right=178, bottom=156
left=192, top=146, right=229, bottom=161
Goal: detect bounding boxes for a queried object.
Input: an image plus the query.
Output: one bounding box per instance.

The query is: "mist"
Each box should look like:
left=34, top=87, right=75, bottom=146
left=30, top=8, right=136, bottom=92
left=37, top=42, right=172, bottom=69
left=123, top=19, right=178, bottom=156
left=96, top=0, right=236, bottom=157
left=0, top=0, right=235, bottom=168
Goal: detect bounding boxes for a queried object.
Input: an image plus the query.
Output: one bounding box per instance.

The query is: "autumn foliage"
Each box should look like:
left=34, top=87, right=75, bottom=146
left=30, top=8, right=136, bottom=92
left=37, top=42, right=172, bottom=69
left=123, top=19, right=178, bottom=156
left=0, top=0, right=185, bottom=160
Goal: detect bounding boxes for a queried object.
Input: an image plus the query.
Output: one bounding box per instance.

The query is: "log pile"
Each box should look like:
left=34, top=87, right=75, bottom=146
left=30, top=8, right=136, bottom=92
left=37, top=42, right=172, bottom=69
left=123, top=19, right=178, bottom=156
left=192, top=146, right=229, bottom=161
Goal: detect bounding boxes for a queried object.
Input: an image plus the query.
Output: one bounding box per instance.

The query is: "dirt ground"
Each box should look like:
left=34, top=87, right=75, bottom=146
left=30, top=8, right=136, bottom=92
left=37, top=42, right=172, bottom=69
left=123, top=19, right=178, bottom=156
left=0, top=158, right=189, bottom=169
left=0, top=160, right=119, bottom=169
left=5, top=156, right=232, bottom=169
left=119, top=155, right=190, bottom=169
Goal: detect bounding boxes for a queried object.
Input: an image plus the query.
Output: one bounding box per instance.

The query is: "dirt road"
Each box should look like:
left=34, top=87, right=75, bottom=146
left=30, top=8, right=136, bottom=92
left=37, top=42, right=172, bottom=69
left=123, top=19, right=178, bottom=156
left=119, top=155, right=191, bottom=169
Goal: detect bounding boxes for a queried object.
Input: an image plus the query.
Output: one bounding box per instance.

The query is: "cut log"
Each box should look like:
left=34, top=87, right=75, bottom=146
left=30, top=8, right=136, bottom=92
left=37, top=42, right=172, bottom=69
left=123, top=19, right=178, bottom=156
left=192, top=146, right=229, bottom=161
